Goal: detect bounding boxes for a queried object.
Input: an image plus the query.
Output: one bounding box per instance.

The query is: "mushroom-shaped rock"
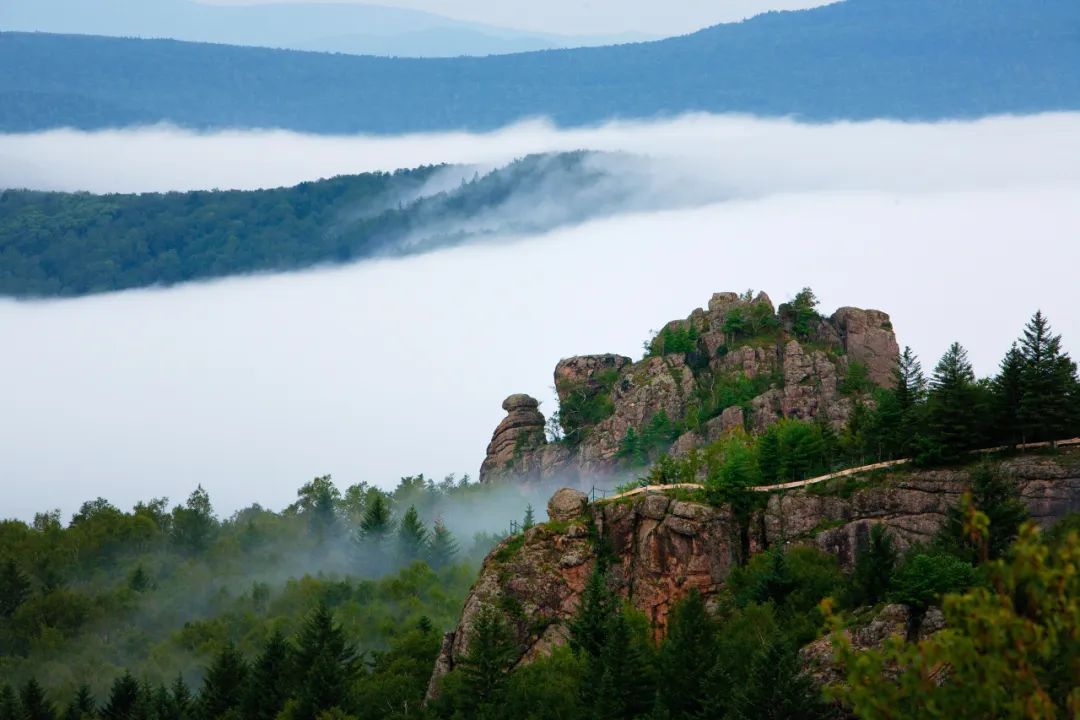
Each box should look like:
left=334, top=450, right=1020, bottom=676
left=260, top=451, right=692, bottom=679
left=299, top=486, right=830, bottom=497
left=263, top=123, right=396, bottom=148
left=547, top=488, right=589, bottom=522
left=479, top=394, right=547, bottom=483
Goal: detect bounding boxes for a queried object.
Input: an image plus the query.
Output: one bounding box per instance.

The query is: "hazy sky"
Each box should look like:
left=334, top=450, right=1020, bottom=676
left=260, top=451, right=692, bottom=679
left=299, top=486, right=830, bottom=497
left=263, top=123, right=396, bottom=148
left=194, top=0, right=833, bottom=35
left=2, top=113, right=1079, bottom=523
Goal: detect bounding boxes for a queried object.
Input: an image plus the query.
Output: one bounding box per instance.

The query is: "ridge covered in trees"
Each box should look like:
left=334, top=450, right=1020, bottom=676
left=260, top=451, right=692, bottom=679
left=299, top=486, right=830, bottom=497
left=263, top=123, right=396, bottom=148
left=2, top=0, right=1079, bottom=134
left=0, top=151, right=613, bottom=298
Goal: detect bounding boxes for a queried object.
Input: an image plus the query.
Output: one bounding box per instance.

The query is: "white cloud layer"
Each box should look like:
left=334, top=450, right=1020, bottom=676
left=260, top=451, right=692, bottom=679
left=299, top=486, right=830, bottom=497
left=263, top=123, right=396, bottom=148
left=1, top=113, right=1079, bottom=522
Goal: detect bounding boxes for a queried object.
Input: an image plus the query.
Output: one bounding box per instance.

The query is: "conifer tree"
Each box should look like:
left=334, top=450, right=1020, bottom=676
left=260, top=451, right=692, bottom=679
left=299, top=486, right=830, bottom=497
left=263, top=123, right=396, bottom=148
left=925, top=342, right=982, bottom=461
left=522, top=504, right=535, bottom=531
left=567, top=562, right=617, bottom=707
left=0, top=558, right=31, bottom=617
left=992, top=343, right=1026, bottom=446
left=592, top=609, right=654, bottom=720
left=849, top=524, right=898, bottom=606
left=939, top=463, right=1027, bottom=562
left=293, top=602, right=359, bottom=720
left=729, top=638, right=827, bottom=720
left=457, top=607, right=516, bottom=716
left=244, top=630, right=294, bottom=720
left=100, top=673, right=142, bottom=720
left=19, top=679, right=55, bottom=720
left=146, top=686, right=171, bottom=720
left=427, top=520, right=459, bottom=570
left=655, top=589, right=716, bottom=717
left=0, top=686, right=17, bottom=720
left=358, top=492, right=392, bottom=542
left=396, top=506, right=428, bottom=561
left=199, top=642, right=248, bottom=720
left=168, top=675, right=193, bottom=720
left=1018, top=311, right=1077, bottom=445
left=62, top=685, right=95, bottom=720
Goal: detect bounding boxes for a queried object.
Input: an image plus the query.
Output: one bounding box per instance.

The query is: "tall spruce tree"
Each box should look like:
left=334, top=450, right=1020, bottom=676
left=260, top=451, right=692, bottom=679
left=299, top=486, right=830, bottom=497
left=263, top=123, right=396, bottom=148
left=925, top=342, right=982, bottom=462
left=849, top=524, right=898, bottom=606
left=0, top=559, right=31, bottom=617
left=19, top=680, right=55, bottom=720
left=99, top=673, right=142, bottom=720
left=358, top=492, right=392, bottom=542
left=427, top=520, right=459, bottom=570
left=244, top=630, right=294, bottom=720
left=456, top=607, right=517, bottom=716
left=199, top=642, right=248, bottom=720
left=293, top=602, right=359, bottom=720
left=729, top=638, right=828, bottom=720
left=1018, top=311, right=1077, bottom=445
left=0, top=686, right=17, bottom=720
left=62, top=685, right=95, bottom=720
left=168, top=676, right=192, bottom=720
left=655, top=589, right=716, bottom=718
left=522, top=504, right=535, bottom=531
left=591, top=609, right=654, bottom=720
left=992, top=343, right=1026, bottom=446
left=396, top=506, right=428, bottom=562
left=939, top=463, right=1028, bottom=563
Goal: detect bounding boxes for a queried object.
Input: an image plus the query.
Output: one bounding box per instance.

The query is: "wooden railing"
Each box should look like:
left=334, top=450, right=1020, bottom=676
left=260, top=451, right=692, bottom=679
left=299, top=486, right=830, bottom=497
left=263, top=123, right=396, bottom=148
left=597, top=437, right=1080, bottom=503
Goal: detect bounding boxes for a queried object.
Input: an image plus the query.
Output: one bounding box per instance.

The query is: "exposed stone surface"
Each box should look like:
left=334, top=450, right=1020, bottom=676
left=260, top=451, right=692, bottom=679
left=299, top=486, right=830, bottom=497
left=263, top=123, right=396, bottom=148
left=800, top=604, right=946, bottom=687
left=481, top=291, right=900, bottom=485
left=479, top=394, right=547, bottom=483
left=429, top=453, right=1080, bottom=698
left=547, top=488, right=589, bottom=522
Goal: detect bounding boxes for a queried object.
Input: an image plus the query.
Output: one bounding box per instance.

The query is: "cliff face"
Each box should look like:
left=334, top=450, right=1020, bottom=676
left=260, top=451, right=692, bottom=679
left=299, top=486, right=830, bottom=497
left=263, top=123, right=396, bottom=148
left=479, top=290, right=900, bottom=484
left=428, top=451, right=1080, bottom=697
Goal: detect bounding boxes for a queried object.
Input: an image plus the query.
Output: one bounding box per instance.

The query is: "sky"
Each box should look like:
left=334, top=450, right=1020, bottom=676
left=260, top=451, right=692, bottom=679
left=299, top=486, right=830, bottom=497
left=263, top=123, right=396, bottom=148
left=2, top=113, right=1079, bottom=523
left=192, top=0, right=834, bottom=35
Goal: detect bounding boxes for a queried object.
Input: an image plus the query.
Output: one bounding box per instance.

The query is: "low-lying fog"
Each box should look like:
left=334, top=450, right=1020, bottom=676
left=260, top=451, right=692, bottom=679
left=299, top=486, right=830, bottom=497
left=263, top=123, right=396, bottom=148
left=1, top=114, right=1078, bottom=522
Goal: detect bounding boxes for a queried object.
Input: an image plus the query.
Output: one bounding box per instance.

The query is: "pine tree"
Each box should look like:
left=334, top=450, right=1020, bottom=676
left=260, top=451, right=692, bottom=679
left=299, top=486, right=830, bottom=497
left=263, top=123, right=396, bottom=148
left=168, top=675, right=193, bottom=720
left=729, top=638, right=827, bottom=720
left=522, top=504, right=535, bottom=531
left=457, top=607, right=516, bottom=715
left=146, top=685, right=171, bottom=720
left=939, top=463, right=1028, bottom=563
left=992, top=343, right=1026, bottom=446
left=1018, top=311, right=1077, bottom=445
left=19, top=680, right=55, bottom=720
left=925, top=342, right=981, bottom=462
left=849, top=524, right=898, bottom=606
left=243, top=630, right=294, bottom=720
left=756, top=427, right=782, bottom=484
left=62, top=685, right=94, bottom=720
left=567, top=562, right=617, bottom=707
left=655, top=589, right=716, bottom=717
left=0, top=559, right=31, bottom=617
left=100, top=673, right=141, bottom=720
left=0, top=685, right=17, bottom=720
left=396, top=506, right=428, bottom=562
left=591, top=609, right=654, bottom=720
left=427, top=520, right=459, bottom=570
left=895, top=346, right=927, bottom=412
left=199, top=642, right=248, bottom=720
left=358, top=492, right=392, bottom=541
left=294, top=603, right=359, bottom=720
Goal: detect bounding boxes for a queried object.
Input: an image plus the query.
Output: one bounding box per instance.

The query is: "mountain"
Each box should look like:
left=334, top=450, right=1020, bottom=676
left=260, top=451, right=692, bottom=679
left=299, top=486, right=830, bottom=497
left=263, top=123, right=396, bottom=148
left=2, top=0, right=1078, bottom=134
left=0, top=152, right=643, bottom=297
left=0, top=0, right=652, bottom=58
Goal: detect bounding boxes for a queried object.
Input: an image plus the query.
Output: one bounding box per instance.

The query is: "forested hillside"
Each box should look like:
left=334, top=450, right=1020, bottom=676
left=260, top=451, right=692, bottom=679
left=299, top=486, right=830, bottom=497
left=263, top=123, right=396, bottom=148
left=0, top=152, right=616, bottom=297
left=2, top=0, right=1078, bottom=133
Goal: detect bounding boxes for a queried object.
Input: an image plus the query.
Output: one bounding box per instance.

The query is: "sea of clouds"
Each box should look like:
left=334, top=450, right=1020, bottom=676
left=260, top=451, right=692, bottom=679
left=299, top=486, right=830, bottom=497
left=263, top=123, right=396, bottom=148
left=1, top=113, right=1078, bottom=523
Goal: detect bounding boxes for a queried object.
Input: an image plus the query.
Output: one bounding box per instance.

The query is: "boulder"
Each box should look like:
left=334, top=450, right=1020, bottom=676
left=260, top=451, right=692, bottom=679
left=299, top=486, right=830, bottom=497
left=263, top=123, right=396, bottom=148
left=547, top=488, right=589, bottom=522
left=479, top=394, right=547, bottom=483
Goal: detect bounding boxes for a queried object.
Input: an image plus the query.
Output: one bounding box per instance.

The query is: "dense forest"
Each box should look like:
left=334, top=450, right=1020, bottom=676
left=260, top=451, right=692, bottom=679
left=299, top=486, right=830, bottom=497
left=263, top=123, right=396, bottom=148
left=2, top=0, right=1079, bottom=134
left=0, top=152, right=617, bottom=297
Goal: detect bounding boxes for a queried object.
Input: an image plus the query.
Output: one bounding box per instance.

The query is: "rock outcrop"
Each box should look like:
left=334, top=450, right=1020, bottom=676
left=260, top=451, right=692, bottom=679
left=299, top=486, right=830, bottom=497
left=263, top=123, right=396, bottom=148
left=480, top=290, right=899, bottom=484
left=429, top=451, right=1080, bottom=697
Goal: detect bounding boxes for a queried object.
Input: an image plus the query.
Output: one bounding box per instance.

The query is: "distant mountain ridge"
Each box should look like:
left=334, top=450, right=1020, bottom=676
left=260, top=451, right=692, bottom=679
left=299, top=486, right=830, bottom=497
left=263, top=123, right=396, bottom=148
left=0, top=0, right=652, bottom=57
left=1, top=0, right=1078, bottom=134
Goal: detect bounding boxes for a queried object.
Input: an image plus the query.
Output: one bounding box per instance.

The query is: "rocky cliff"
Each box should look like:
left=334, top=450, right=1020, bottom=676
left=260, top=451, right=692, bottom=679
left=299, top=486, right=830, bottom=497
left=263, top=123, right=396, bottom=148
left=479, top=290, right=900, bottom=484
left=428, top=450, right=1080, bottom=696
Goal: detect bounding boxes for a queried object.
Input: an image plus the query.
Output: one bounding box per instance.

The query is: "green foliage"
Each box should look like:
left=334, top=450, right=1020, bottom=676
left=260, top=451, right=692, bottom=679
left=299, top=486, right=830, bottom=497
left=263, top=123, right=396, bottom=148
left=780, top=287, right=821, bottom=340
left=0, top=559, right=30, bottom=618
left=396, top=506, right=429, bottom=562
left=1018, top=311, right=1079, bottom=445
left=427, top=521, right=460, bottom=570
left=938, top=463, right=1028, bottom=563
left=292, top=603, right=359, bottom=720
left=359, top=492, right=393, bottom=541
left=645, top=324, right=700, bottom=357
left=757, top=419, right=831, bottom=484
left=199, top=642, right=248, bottom=720
left=848, top=524, right=898, bottom=607
left=556, top=371, right=619, bottom=446
left=616, top=410, right=680, bottom=464
left=833, top=523, right=1079, bottom=719
left=922, top=342, right=986, bottom=463
left=655, top=589, right=716, bottom=717
left=19, top=679, right=56, bottom=720
left=838, top=361, right=873, bottom=396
